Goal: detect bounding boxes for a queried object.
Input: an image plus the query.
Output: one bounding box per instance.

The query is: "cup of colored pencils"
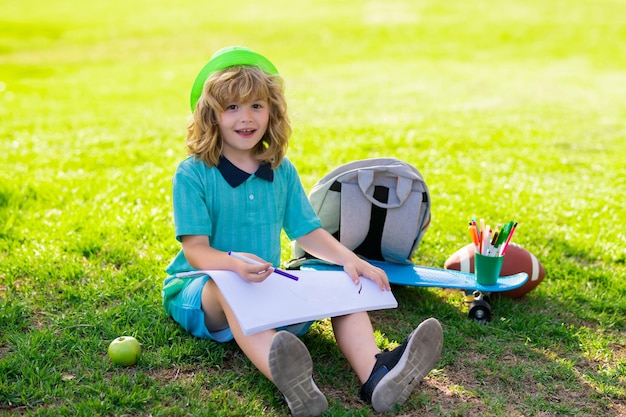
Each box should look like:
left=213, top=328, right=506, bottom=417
left=468, top=218, right=517, bottom=285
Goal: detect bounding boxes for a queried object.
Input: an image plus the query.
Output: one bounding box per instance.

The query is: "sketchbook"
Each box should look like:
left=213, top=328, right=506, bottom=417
left=201, top=269, right=398, bottom=335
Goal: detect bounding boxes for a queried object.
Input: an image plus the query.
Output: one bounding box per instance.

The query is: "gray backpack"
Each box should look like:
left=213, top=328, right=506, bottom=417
left=292, top=158, right=430, bottom=265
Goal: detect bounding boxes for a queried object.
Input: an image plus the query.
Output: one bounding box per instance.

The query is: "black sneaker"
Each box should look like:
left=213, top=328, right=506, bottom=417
left=359, top=317, right=443, bottom=413
left=269, top=331, right=328, bottom=417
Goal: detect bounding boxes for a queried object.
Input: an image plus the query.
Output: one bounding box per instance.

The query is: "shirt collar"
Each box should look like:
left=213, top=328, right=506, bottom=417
left=217, top=156, right=274, bottom=188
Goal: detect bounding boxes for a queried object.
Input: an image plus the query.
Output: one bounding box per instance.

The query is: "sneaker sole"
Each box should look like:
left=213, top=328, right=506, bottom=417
left=269, top=331, right=328, bottom=417
left=371, top=317, right=443, bottom=413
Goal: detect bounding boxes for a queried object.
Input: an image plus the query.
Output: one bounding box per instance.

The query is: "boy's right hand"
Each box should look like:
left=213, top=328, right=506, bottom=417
left=181, top=236, right=274, bottom=282
left=232, top=253, right=274, bottom=283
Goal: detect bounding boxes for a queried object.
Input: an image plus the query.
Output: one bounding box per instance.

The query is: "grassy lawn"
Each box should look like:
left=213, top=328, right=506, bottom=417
left=1, top=0, right=625, bottom=415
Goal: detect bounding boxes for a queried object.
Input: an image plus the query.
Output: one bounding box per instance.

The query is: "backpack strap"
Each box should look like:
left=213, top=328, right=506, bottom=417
left=341, top=183, right=386, bottom=260
left=357, top=169, right=414, bottom=208
left=380, top=187, right=426, bottom=263
left=341, top=178, right=424, bottom=264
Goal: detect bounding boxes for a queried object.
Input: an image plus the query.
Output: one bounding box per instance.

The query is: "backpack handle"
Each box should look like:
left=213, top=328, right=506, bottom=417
left=357, top=169, right=413, bottom=208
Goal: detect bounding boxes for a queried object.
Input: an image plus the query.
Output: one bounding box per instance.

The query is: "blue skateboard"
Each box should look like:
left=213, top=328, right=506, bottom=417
left=299, top=259, right=528, bottom=322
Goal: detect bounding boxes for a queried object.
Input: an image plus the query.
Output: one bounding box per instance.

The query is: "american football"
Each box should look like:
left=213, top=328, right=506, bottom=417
left=444, top=242, right=546, bottom=298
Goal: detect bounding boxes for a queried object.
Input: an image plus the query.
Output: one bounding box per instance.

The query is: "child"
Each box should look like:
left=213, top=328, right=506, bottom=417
left=162, top=46, right=443, bottom=416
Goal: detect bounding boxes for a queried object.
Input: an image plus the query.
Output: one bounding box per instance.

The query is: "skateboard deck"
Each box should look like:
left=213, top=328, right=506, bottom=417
left=300, top=259, right=528, bottom=322
left=302, top=259, right=528, bottom=293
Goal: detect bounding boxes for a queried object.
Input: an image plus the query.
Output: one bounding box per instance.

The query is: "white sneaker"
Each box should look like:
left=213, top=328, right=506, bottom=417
left=269, top=331, right=328, bottom=417
left=360, top=317, right=443, bottom=413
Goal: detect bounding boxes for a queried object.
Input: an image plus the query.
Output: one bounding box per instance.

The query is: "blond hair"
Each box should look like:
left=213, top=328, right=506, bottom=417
left=186, top=66, right=291, bottom=169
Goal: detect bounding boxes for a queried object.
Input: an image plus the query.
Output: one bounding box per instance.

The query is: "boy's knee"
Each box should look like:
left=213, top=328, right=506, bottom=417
left=201, top=280, right=228, bottom=332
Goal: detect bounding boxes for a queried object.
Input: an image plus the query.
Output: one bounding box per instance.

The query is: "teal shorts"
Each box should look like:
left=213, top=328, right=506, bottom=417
left=163, top=274, right=313, bottom=342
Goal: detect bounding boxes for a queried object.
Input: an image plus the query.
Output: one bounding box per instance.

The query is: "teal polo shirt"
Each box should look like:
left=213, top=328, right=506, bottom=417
left=165, top=155, right=322, bottom=275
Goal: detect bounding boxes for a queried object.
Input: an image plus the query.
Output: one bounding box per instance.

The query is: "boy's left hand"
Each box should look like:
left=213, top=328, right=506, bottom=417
left=296, top=228, right=391, bottom=291
left=343, top=259, right=390, bottom=291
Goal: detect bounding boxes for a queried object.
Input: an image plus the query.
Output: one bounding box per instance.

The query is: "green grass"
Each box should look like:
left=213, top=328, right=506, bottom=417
left=1, top=0, right=625, bottom=415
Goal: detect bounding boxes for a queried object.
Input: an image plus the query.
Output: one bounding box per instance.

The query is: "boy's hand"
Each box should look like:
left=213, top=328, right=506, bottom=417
left=233, top=253, right=274, bottom=283
left=343, top=258, right=390, bottom=291
left=296, top=228, right=391, bottom=291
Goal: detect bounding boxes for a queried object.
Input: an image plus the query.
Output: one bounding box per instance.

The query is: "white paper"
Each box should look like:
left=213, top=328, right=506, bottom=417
left=200, top=269, right=397, bottom=336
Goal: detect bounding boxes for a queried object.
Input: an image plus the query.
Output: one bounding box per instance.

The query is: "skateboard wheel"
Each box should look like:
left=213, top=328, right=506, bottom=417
left=468, top=299, right=492, bottom=323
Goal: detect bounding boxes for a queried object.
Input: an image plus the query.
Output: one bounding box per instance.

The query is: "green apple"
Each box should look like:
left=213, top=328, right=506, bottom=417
left=107, top=336, right=141, bottom=366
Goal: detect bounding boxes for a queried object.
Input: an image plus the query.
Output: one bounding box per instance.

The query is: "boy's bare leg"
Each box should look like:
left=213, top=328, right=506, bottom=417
left=202, top=279, right=327, bottom=416
left=202, top=279, right=275, bottom=379
left=331, top=312, right=379, bottom=383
